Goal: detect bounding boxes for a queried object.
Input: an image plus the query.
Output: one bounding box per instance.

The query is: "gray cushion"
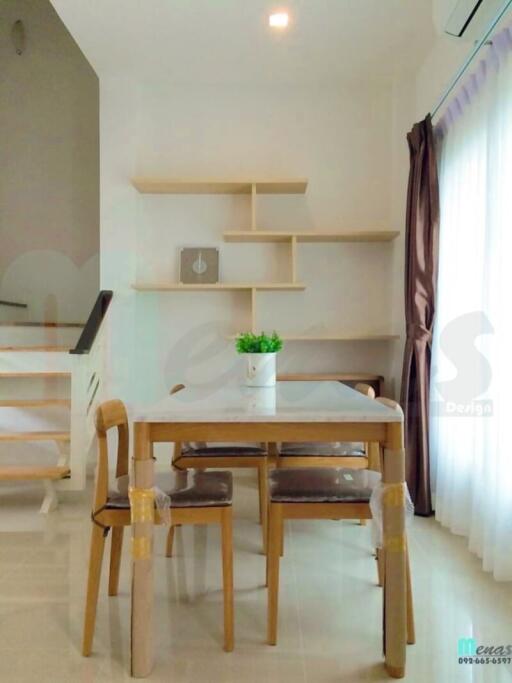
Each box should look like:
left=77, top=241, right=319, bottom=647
left=182, top=445, right=265, bottom=456
left=269, top=467, right=381, bottom=503
left=279, top=441, right=365, bottom=457
left=107, top=470, right=232, bottom=509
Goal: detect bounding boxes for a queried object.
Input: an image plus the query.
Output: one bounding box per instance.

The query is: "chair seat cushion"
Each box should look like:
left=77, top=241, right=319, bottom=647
left=182, top=445, right=265, bottom=456
left=269, top=467, right=381, bottom=503
left=279, top=441, right=365, bottom=457
left=106, top=470, right=233, bottom=509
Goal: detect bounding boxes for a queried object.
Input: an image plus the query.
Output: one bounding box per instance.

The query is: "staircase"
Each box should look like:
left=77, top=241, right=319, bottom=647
left=0, top=323, right=81, bottom=512
left=0, top=293, right=112, bottom=513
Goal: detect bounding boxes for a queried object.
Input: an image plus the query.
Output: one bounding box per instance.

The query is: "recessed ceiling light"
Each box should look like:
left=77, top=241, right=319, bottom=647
left=269, top=12, right=289, bottom=29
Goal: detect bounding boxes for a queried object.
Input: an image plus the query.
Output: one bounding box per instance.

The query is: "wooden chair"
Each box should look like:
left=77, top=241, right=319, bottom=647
left=275, top=382, right=379, bottom=528
left=266, top=398, right=414, bottom=649
left=275, top=382, right=377, bottom=470
left=170, top=384, right=268, bottom=550
left=82, top=399, right=234, bottom=656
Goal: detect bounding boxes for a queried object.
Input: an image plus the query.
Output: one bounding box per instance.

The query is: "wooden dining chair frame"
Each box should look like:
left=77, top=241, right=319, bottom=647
left=266, top=500, right=414, bottom=648
left=82, top=399, right=234, bottom=657
left=170, top=384, right=268, bottom=551
left=274, top=383, right=379, bottom=470
left=274, top=382, right=379, bottom=529
left=266, top=397, right=415, bottom=651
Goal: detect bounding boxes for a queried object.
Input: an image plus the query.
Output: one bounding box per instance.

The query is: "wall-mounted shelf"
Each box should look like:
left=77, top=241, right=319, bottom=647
left=228, top=332, right=399, bottom=341
left=278, top=372, right=384, bottom=382
left=131, top=179, right=308, bottom=195
left=223, top=230, right=400, bottom=243
left=279, top=333, right=400, bottom=341
left=131, top=173, right=399, bottom=343
left=132, top=282, right=305, bottom=292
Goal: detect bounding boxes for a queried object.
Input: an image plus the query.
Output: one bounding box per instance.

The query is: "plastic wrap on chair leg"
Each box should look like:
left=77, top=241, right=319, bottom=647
left=113, top=474, right=172, bottom=527
left=369, top=482, right=414, bottom=549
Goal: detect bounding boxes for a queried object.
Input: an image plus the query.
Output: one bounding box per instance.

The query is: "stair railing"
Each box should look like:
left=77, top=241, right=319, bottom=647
left=65, top=291, right=113, bottom=491
left=0, top=299, right=28, bottom=309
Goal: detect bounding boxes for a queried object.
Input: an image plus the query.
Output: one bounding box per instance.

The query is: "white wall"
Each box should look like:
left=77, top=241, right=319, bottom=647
left=101, top=79, right=411, bottom=404
left=416, top=35, right=472, bottom=119
left=0, top=0, right=99, bottom=323
left=416, top=1, right=512, bottom=119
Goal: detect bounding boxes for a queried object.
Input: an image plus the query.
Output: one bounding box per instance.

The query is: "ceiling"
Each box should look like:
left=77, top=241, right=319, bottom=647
left=50, top=0, right=436, bottom=85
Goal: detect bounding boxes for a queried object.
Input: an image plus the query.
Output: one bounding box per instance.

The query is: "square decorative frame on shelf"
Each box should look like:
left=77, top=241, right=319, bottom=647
left=179, top=247, right=219, bottom=284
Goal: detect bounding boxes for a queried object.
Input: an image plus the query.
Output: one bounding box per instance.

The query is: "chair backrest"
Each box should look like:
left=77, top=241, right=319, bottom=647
left=354, top=382, right=376, bottom=399
left=352, top=383, right=375, bottom=460
left=376, top=396, right=404, bottom=417
left=93, top=399, right=129, bottom=510
left=169, top=383, right=266, bottom=453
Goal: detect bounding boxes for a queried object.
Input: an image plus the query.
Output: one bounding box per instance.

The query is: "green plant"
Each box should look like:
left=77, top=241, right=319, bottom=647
left=235, top=331, right=283, bottom=354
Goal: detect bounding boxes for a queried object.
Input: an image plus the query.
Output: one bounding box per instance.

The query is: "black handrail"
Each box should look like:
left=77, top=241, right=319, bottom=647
left=0, top=299, right=28, bottom=309
left=69, top=290, right=113, bottom=355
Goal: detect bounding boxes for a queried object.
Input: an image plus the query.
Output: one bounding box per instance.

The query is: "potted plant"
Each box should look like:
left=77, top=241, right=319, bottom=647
left=235, top=331, right=283, bottom=387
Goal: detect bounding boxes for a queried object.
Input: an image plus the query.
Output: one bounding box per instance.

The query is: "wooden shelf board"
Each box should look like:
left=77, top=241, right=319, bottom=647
left=280, top=334, right=400, bottom=341
left=278, top=373, right=384, bottom=382
left=132, top=283, right=305, bottom=292
left=226, top=333, right=398, bottom=341
left=223, top=230, right=399, bottom=243
left=132, top=179, right=308, bottom=195
left=224, top=231, right=293, bottom=243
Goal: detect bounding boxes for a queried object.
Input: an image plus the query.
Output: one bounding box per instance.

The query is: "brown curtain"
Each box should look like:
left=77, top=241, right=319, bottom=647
left=400, top=114, right=440, bottom=516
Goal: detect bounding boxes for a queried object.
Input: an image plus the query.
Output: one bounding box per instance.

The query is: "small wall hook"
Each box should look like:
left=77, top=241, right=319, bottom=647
left=11, top=19, right=26, bottom=55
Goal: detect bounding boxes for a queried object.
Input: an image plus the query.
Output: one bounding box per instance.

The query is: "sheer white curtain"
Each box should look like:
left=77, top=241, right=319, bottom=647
left=431, top=28, right=512, bottom=580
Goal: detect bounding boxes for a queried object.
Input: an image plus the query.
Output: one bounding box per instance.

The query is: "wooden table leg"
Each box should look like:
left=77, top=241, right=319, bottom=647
left=131, top=422, right=154, bottom=678
left=383, top=421, right=407, bottom=679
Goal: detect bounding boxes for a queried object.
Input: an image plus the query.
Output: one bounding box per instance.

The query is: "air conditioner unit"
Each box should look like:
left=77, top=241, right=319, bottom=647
left=445, top=0, right=507, bottom=38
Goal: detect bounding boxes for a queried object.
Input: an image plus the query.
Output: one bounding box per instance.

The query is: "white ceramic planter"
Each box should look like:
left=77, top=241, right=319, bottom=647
left=245, top=352, right=277, bottom=387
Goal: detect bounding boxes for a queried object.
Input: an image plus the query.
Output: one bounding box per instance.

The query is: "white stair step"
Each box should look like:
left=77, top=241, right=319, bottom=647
left=0, top=346, right=71, bottom=352
left=0, top=465, right=70, bottom=481
left=0, top=322, right=83, bottom=328
left=0, top=349, right=72, bottom=374
left=0, top=399, right=71, bottom=408
left=0, top=323, right=83, bottom=347
left=0, top=382, right=71, bottom=403
left=0, top=431, right=70, bottom=442
left=0, top=371, right=71, bottom=378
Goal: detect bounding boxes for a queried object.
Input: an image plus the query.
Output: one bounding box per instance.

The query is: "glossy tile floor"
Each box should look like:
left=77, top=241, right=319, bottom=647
left=1, top=472, right=512, bottom=683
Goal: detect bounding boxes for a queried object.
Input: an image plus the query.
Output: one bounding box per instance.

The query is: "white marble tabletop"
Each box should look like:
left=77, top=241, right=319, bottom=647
left=133, top=381, right=402, bottom=423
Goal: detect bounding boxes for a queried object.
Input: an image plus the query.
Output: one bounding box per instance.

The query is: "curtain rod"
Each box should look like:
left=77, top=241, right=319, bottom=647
left=431, top=0, right=512, bottom=119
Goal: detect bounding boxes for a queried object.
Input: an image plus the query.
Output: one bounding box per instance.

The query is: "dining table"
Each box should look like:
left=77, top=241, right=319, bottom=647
left=130, top=380, right=408, bottom=679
